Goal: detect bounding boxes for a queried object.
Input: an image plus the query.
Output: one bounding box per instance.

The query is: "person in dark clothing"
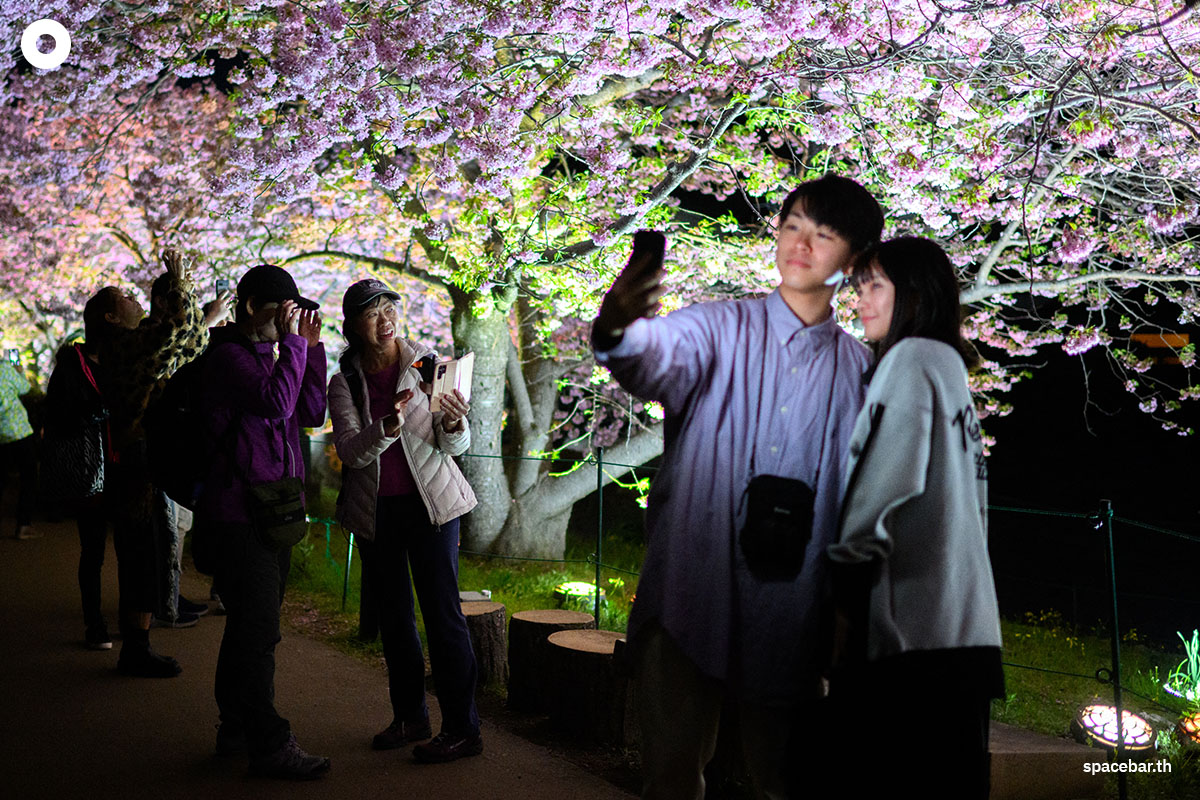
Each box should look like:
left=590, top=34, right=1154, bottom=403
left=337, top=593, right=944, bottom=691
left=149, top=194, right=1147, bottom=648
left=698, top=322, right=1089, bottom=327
left=199, top=263, right=329, bottom=780
left=0, top=354, right=39, bottom=540
left=96, top=249, right=209, bottom=677
left=43, top=309, right=111, bottom=650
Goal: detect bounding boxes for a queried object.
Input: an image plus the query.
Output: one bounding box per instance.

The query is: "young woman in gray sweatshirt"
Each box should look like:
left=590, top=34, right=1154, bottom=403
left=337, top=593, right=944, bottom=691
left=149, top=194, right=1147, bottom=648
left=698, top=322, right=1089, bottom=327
left=826, top=237, right=1003, bottom=799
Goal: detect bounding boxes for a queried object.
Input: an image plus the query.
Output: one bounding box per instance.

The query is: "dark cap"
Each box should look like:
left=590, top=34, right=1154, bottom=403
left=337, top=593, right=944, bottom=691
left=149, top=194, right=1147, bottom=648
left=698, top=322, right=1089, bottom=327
left=237, top=264, right=318, bottom=311
left=342, top=279, right=401, bottom=321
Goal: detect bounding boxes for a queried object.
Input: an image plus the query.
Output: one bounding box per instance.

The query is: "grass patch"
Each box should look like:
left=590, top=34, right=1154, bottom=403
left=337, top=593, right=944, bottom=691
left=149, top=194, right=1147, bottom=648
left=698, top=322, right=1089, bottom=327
left=285, top=499, right=646, bottom=673
left=996, top=610, right=1200, bottom=799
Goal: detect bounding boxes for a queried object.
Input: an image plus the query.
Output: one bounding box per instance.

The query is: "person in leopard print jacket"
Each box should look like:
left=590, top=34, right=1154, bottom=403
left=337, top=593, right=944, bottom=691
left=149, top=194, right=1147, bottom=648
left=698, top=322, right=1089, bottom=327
left=93, top=248, right=209, bottom=678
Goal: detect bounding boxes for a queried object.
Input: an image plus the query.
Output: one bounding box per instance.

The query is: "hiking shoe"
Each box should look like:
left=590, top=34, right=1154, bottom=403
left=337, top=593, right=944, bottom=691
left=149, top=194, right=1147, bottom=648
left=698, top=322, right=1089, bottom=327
left=178, top=596, right=210, bottom=616
left=215, top=724, right=247, bottom=757
left=85, top=623, right=113, bottom=651
left=117, top=646, right=181, bottom=678
left=372, top=719, right=432, bottom=750
left=249, top=733, right=330, bottom=780
left=152, top=611, right=200, bottom=629
left=412, top=731, right=483, bottom=763
left=14, top=525, right=41, bottom=540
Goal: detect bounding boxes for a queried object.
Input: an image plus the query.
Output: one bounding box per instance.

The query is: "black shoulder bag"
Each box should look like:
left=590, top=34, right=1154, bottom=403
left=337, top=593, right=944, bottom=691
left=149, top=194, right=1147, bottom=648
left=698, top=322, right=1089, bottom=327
left=738, top=312, right=839, bottom=581
left=222, top=401, right=308, bottom=552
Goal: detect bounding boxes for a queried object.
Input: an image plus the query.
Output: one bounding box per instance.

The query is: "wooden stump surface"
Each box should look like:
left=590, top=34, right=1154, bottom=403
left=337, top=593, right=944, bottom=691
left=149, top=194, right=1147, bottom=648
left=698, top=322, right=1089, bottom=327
left=547, top=628, right=623, bottom=654
left=461, top=601, right=507, bottom=686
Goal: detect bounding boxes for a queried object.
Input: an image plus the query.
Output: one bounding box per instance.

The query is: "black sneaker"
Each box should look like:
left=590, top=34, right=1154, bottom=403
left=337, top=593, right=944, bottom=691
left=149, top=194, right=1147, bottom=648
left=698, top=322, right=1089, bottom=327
left=152, top=611, right=200, bottom=629
left=412, top=731, right=483, bottom=763
left=117, top=646, right=181, bottom=678
left=179, top=596, right=210, bottom=616
left=210, top=592, right=227, bottom=615
left=249, top=733, right=330, bottom=780
left=372, top=719, right=432, bottom=750
left=85, top=623, right=113, bottom=651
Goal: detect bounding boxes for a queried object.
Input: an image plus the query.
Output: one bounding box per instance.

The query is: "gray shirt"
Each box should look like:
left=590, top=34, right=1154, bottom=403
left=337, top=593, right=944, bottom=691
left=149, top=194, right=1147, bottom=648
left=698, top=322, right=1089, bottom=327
left=829, top=337, right=1002, bottom=659
left=597, top=289, right=869, bottom=706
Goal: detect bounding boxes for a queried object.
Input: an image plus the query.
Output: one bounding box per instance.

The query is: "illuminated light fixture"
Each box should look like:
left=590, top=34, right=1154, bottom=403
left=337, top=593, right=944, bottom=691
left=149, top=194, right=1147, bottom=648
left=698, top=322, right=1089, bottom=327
left=1178, top=711, right=1200, bottom=747
left=553, top=581, right=606, bottom=606
left=1070, top=704, right=1156, bottom=757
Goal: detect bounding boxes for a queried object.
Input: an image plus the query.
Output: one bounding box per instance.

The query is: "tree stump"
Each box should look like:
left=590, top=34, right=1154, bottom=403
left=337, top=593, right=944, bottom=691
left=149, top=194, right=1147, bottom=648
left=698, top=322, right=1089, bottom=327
left=613, top=637, right=640, bottom=748
left=546, top=629, right=627, bottom=744
left=461, top=601, right=507, bottom=686
left=507, top=609, right=595, bottom=712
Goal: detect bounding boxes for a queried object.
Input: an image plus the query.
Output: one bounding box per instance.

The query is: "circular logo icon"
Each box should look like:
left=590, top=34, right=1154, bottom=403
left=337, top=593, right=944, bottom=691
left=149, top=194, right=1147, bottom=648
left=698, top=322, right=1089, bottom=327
left=21, top=19, right=71, bottom=70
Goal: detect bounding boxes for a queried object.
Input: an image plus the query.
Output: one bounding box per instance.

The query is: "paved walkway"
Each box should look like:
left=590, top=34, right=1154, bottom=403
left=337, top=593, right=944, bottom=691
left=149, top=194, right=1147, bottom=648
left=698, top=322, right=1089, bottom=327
left=0, top=518, right=636, bottom=800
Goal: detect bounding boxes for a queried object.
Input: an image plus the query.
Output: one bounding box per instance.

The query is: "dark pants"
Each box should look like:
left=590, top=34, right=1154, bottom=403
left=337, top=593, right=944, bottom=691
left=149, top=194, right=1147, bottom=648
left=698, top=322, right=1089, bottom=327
left=824, top=650, right=997, bottom=799
left=76, top=496, right=109, bottom=630
left=358, top=495, right=478, bottom=736
left=0, top=434, right=37, bottom=532
left=213, top=522, right=291, bottom=756
left=109, top=463, right=164, bottom=626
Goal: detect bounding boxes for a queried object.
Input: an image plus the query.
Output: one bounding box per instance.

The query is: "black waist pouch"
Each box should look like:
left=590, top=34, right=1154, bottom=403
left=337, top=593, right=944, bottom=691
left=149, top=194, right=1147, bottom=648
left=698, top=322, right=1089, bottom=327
left=248, top=476, right=308, bottom=551
left=738, top=474, right=815, bottom=581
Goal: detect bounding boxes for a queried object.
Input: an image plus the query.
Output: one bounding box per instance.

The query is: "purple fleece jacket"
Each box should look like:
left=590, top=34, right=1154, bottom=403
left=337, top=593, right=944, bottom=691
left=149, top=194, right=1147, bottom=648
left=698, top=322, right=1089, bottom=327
left=199, top=331, right=327, bottom=524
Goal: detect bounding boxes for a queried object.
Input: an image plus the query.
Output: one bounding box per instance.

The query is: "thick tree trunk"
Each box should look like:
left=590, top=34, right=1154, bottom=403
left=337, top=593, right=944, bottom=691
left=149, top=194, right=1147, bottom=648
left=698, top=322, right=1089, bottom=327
left=493, top=488, right=574, bottom=558
left=451, top=291, right=512, bottom=552
left=493, top=426, right=666, bottom=558
left=451, top=291, right=664, bottom=559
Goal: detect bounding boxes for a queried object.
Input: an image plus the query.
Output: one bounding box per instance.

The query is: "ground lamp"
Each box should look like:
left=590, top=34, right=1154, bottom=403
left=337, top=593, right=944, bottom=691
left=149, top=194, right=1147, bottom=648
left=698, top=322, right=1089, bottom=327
left=1071, top=704, right=1156, bottom=758
left=553, top=581, right=606, bottom=609
left=1178, top=710, right=1200, bottom=747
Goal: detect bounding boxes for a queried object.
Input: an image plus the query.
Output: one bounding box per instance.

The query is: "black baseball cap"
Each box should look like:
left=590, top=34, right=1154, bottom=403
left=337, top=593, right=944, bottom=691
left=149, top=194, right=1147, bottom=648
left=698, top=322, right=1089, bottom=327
left=237, top=264, right=318, bottom=310
left=342, top=279, right=401, bottom=321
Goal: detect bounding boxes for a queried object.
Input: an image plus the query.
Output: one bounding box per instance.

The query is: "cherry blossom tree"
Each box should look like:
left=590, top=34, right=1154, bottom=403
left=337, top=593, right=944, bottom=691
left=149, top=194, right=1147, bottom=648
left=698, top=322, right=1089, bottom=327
left=4, top=0, right=1200, bottom=555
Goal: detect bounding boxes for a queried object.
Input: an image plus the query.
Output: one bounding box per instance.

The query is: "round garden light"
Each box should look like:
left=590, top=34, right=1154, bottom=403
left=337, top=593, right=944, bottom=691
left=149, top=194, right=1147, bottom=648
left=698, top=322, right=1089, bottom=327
left=1179, top=710, right=1200, bottom=746
left=553, top=581, right=605, bottom=607
left=1071, top=704, right=1156, bottom=756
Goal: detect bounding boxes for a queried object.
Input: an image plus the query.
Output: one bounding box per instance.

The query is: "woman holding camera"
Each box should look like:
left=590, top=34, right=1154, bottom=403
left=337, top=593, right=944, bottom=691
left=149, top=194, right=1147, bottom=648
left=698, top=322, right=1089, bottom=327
left=328, top=279, right=480, bottom=763
left=826, top=237, right=1003, bottom=798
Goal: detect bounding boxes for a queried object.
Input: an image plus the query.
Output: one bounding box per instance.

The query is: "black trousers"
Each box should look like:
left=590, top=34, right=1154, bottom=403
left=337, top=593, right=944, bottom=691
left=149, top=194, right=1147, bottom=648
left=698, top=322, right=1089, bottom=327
left=358, top=495, right=478, bottom=736
left=213, top=521, right=292, bottom=756
left=75, top=496, right=109, bottom=629
left=820, top=648, right=1000, bottom=800
left=109, top=462, right=164, bottom=623
left=0, top=434, right=37, bottom=532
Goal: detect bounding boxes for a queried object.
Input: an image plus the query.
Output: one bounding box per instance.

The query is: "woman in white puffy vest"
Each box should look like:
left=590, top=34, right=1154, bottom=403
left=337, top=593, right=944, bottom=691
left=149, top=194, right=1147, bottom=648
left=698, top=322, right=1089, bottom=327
left=328, top=279, right=481, bottom=764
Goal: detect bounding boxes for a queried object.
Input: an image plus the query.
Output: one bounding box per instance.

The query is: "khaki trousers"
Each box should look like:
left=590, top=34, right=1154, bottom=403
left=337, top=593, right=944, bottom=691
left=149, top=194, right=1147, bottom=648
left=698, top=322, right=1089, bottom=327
left=635, top=623, right=796, bottom=800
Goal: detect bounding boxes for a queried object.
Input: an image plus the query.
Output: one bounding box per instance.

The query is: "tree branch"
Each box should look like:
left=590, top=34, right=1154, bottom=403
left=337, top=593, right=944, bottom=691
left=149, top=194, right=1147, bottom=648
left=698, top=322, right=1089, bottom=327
left=577, top=69, right=666, bottom=110
left=536, top=425, right=665, bottom=517
left=973, top=145, right=1081, bottom=291
left=101, top=226, right=148, bottom=266
left=542, top=101, right=748, bottom=264
left=506, top=336, right=535, bottom=441
left=279, top=248, right=449, bottom=291
left=962, top=271, right=1200, bottom=305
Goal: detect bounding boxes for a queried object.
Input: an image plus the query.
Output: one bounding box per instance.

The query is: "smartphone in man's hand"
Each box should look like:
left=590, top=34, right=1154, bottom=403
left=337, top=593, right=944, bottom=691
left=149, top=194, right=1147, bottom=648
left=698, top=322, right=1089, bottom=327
left=629, top=230, right=666, bottom=275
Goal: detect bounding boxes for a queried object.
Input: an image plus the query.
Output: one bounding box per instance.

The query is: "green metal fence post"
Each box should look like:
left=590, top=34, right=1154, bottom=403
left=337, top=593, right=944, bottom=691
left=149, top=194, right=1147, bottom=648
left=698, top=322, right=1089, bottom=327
left=342, top=531, right=355, bottom=611
left=1100, top=499, right=1127, bottom=800
left=594, top=446, right=603, bottom=628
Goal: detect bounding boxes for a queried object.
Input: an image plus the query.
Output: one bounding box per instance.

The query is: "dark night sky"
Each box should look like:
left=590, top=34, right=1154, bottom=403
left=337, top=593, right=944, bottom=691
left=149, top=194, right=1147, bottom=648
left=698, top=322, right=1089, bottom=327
left=983, top=340, right=1200, bottom=642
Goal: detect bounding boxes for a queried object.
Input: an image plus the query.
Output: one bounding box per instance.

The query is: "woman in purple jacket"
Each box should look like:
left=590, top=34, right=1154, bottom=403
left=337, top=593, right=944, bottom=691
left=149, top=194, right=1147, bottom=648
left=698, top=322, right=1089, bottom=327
left=199, top=264, right=330, bottom=780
